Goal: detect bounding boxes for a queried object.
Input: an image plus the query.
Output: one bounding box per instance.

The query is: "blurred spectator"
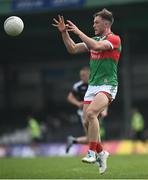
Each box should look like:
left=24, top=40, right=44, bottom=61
left=131, top=108, right=145, bottom=141
left=67, top=67, right=89, bottom=124
left=27, top=115, right=42, bottom=144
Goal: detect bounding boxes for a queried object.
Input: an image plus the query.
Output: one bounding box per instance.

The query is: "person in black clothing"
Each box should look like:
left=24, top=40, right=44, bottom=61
left=67, top=67, right=89, bottom=124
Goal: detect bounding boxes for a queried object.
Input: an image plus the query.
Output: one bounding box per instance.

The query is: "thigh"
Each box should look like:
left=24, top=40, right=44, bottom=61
left=83, top=103, right=89, bottom=120
left=87, top=92, right=109, bottom=117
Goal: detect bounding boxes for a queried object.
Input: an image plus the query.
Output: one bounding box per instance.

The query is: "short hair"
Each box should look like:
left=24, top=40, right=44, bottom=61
left=93, top=8, right=114, bottom=24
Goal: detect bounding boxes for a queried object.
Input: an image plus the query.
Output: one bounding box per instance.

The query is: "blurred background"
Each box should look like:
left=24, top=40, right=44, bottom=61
left=0, top=0, right=148, bottom=157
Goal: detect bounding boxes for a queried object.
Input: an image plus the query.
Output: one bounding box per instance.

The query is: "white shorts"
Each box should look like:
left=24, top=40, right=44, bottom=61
left=84, top=85, right=118, bottom=104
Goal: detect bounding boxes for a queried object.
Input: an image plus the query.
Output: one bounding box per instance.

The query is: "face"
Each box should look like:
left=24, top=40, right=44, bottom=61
left=80, top=69, right=89, bottom=83
left=93, top=16, right=106, bottom=36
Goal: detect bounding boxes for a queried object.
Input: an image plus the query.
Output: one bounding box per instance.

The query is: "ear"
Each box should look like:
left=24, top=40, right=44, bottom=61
left=104, top=21, right=109, bottom=27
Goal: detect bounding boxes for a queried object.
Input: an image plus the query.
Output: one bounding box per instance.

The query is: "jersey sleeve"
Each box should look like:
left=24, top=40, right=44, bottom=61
left=106, top=35, right=121, bottom=49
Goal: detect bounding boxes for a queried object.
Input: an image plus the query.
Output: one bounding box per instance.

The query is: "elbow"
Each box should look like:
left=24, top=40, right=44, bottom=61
left=67, top=44, right=77, bottom=54
left=92, top=44, right=100, bottom=51
left=68, top=49, right=76, bottom=54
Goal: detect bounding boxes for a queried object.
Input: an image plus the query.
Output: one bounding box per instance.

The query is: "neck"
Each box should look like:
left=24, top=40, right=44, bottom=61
left=103, top=28, right=111, bottom=36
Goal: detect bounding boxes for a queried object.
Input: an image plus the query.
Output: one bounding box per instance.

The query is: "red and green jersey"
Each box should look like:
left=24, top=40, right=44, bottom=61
left=89, top=33, right=121, bottom=86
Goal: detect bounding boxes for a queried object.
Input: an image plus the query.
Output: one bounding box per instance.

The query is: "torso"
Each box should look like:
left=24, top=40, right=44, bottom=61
left=89, top=33, right=121, bottom=86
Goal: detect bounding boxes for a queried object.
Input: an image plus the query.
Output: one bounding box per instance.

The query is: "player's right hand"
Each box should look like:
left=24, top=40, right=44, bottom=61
left=52, top=15, right=67, bottom=32
left=78, top=101, right=84, bottom=109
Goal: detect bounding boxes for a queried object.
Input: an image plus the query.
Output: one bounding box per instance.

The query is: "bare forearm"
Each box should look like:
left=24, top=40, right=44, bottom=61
left=77, top=31, right=98, bottom=50
left=68, top=96, right=80, bottom=107
left=66, top=20, right=97, bottom=50
left=67, top=93, right=82, bottom=108
left=61, top=31, right=76, bottom=54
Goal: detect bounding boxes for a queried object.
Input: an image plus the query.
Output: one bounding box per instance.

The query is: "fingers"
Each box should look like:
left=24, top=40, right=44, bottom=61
left=53, top=16, right=73, bottom=25
left=61, top=16, right=65, bottom=23
left=58, top=15, right=62, bottom=22
left=52, top=15, right=63, bottom=24
left=52, top=17, right=60, bottom=27
left=52, top=15, right=77, bottom=32
left=67, top=20, right=75, bottom=26
left=52, top=15, right=64, bottom=26
left=66, top=26, right=75, bottom=32
left=53, top=18, right=59, bottom=24
left=52, top=24, right=59, bottom=27
left=67, top=29, right=74, bottom=32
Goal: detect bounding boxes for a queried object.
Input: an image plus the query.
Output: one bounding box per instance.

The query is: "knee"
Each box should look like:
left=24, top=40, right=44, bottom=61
left=85, top=109, right=95, bottom=121
left=101, top=111, right=108, bottom=118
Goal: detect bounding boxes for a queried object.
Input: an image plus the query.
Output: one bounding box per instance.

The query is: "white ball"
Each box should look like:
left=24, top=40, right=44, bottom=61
left=4, top=16, right=24, bottom=36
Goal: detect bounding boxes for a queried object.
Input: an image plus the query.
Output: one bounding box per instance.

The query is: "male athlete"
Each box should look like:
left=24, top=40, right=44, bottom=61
left=53, top=8, right=121, bottom=174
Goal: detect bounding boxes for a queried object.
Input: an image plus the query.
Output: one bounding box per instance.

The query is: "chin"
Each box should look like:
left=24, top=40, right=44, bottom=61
left=95, top=33, right=100, bottom=36
left=95, top=32, right=98, bottom=35
left=94, top=31, right=100, bottom=36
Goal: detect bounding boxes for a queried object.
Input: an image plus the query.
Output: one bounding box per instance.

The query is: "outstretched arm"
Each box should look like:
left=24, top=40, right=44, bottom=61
left=61, top=31, right=88, bottom=54
left=52, top=15, right=88, bottom=54
left=67, top=20, right=112, bottom=51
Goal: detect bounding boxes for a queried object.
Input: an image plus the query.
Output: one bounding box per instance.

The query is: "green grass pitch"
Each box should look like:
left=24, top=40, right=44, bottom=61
left=0, top=155, right=148, bottom=179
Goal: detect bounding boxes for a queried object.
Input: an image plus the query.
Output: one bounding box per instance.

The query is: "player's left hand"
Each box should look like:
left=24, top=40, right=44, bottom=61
left=52, top=15, right=67, bottom=32
left=66, top=20, right=82, bottom=35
